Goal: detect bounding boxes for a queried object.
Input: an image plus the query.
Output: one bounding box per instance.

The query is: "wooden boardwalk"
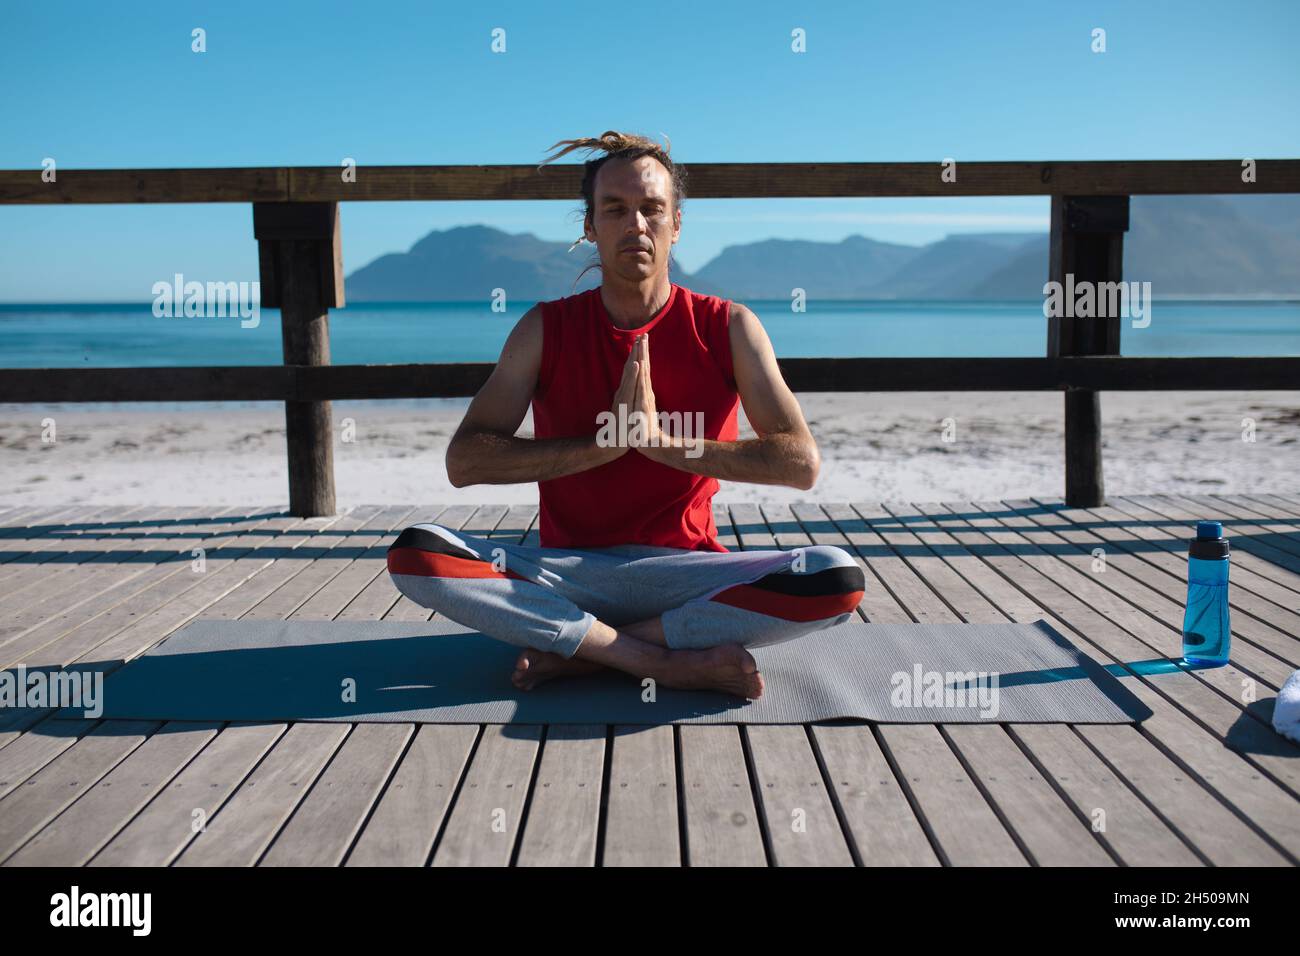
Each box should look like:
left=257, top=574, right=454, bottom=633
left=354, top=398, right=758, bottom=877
left=0, top=494, right=1297, bottom=867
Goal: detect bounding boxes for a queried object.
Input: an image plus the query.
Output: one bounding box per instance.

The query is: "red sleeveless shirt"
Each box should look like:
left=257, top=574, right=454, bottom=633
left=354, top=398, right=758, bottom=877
left=531, top=282, right=739, bottom=552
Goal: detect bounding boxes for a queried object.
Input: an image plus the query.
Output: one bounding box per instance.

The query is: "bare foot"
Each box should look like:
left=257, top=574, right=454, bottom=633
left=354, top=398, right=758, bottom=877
left=660, top=644, right=765, bottom=699
left=512, top=648, right=606, bottom=691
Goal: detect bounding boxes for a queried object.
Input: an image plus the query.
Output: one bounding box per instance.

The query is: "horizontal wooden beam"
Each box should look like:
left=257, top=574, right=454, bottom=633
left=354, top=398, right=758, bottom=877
left=0, top=357, right=1295, bottom=402
left=0, top=167, right=290, bottom=204
left=1, top=160, right=1296, bottom=204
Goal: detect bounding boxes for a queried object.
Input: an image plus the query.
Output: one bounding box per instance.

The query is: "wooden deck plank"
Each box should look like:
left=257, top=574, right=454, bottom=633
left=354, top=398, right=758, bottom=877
left=234, top=506, right=394, bottom=622
left=0, top=505, right=274, bottom=656
left=0, top=506, right=203, bottom=620
left=53, top=510, right=359, bottom=670
left=745, top=725, right=854, bottom=866
left=1125, top=495, right=1300, bottom=587
left=430, top=725, right=541, bottom=867
left=0, top=720, right=158, bottom=860
left=601, top=725, right=680, bottom=867
left=192, top=509, right=375, bottom=622
left=260, top=724, right=413, bottom=866
left=808, top=725, right=940, bottom=866
left=821, top=502, right=958, bottom=624
left=1185, top=493, right=1300, bottom=551
left=745, top=506, right=868, bottom=867
left=0, top=504, right=145, bottom=580
left=1178, top=492, right=1300, bottom=558
left=0, top=719, right=99, bottom=801
left=344, top=725, right=477, bottom=866
left=2, top=722, right=221, bottom=866
left=246, top=504, right=431, bottom=867
left=876, top=724, right=1028, bottom=865
left=0, top=506, right=100, bottom=541
left=174, top=722, right=350, bottom=866
left=678, top=725, right=767, bottom=867
left=0, top=505, right=309, bottom=678
left=940, top=724, right=1115, bottom=866
left=1023, top=495, right=1300, bottom=661
left=1009, top=724, right=1204, bottom=866
left=1074, top=722, right=1289, bottom=865
left=285, top=505, right=420, bottom=621
left=89, top=722, right=285, bottom=866
left=428, top=508, right=556, bottom=868
left=698, top=505, right=804, bottom=867
left=1239, top=493, right=1300, bottom=521
left=515, top=725, right=606, bottom=867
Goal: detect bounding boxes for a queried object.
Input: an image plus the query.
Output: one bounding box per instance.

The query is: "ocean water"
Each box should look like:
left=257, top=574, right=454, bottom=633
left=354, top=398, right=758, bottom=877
left=0, top=298, right=1296, bottom=370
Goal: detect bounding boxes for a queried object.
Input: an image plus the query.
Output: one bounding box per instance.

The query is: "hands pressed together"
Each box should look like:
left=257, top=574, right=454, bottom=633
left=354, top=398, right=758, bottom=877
left=607, top=333, right=663, bottom=452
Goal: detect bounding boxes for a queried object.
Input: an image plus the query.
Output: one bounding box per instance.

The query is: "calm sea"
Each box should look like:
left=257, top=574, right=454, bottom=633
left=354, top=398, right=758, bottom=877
left=1, top=299, right=1296, bottom=409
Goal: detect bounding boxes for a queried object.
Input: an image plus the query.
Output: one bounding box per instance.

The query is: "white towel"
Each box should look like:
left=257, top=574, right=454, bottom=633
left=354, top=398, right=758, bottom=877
left=1273, top=669, right=1300, bottom=744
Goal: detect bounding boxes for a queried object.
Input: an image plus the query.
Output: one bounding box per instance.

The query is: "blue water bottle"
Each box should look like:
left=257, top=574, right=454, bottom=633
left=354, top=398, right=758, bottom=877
left=1182, top=521, right=1231, bottom=665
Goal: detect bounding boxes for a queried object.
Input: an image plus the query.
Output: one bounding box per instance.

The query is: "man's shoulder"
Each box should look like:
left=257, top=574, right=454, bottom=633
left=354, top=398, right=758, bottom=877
left=674, top=283, right=739, bottom=322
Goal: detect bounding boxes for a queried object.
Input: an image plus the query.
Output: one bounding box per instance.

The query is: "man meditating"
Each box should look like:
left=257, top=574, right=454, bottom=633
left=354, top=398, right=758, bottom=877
left=386, top=131, right=866, bottom=700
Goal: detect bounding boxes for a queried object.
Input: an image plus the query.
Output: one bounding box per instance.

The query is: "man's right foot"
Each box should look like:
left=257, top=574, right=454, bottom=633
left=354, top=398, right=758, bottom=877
left=660, top=644, right=765, bottom=700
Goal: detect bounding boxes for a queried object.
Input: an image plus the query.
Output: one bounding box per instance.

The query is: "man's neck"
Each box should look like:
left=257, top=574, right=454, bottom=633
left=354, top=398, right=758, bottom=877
left=599, top=276, right=672, bottom=330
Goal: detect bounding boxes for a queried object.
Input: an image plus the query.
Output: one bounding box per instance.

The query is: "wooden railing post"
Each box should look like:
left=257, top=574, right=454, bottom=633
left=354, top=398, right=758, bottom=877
left=1048, top=195, right=1130, bottom=508
left=253, top=202, right=344, bottom=516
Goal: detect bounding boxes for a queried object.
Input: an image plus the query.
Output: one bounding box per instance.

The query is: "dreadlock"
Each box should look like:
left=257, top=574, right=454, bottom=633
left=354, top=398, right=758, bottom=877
left=537, top=131, right=687, bottom=289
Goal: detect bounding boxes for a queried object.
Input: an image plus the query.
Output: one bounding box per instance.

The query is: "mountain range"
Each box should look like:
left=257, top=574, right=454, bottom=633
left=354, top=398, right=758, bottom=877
left=344, top=195, right=1300, bottom=301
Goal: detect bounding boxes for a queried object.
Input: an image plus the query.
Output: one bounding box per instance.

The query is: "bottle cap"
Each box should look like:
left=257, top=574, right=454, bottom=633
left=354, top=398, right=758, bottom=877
left=1190, top=520, right=1229, bottom=559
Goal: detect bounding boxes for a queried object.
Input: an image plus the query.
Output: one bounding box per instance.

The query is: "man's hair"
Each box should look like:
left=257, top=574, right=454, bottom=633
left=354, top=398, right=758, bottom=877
left=538, top=131, right=687, bottom=289
left=539, top=130, right=687, bottom=220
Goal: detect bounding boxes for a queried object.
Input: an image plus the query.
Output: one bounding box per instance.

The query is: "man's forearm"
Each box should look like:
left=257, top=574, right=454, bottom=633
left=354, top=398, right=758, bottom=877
left=447, top=429, right=623, bottom=486
left=636, top=432, right=819, bottom=490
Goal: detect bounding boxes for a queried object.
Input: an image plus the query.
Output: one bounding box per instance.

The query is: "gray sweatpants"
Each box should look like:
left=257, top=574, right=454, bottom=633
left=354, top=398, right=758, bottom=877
left=386, top=522, right=867, bottom=658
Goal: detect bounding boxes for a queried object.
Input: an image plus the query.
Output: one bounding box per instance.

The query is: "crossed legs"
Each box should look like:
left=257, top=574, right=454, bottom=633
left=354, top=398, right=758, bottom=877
left=387, top=522, right=865, bottom=702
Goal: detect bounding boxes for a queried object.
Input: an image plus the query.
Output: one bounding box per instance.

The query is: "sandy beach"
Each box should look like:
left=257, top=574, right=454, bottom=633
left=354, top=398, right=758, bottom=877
left=1, top=391, right=1295, bottom=509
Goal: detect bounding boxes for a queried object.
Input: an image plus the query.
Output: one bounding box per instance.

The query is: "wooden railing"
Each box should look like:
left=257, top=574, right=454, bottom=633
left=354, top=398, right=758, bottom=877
left=3, top=160, right=1298, bottom=515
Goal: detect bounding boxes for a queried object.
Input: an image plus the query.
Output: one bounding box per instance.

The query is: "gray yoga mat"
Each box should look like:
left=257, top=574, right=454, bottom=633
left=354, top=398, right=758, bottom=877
left=61, top=617, right=1151, bottom=724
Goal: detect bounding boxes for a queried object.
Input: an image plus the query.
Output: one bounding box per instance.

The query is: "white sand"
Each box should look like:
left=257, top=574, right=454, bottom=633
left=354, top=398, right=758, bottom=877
left=1, top=391, right=1296, bottom=508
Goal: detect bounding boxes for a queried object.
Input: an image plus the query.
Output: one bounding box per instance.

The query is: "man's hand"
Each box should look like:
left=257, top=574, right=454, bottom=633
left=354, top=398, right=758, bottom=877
left=606, top=336, right=640, bottom=455
left=607, top=333, right=662, bottom=450
left=630, top=334, right=662, bottom=448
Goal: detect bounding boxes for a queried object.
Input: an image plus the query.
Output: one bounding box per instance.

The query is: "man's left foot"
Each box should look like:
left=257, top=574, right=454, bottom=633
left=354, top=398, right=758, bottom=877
left=511, top=648, right=605, bottom=690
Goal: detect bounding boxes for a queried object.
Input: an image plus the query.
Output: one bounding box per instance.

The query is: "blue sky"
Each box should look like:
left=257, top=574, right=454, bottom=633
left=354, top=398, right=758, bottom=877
left=2, top=0, right=1297, bottom=301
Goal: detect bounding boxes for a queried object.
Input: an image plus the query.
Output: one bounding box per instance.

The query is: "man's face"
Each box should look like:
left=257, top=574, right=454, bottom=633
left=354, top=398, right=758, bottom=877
left=585, top=155, right=681, bottom=282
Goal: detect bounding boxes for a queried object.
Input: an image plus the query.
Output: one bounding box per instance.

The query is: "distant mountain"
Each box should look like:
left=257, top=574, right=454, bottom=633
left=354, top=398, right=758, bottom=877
left=345, top=224, right=718, bottom=301
left=1126, top=195, right=1300, bottom=295
left=691, top=235, right=922, bottom=298
left=344, top=195, right=1300, bottom=301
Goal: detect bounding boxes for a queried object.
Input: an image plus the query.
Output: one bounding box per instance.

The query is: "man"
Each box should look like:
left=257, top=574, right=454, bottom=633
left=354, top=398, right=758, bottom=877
left=387, top=131, right=866, bottom=700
